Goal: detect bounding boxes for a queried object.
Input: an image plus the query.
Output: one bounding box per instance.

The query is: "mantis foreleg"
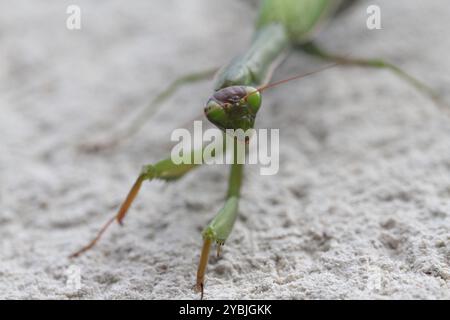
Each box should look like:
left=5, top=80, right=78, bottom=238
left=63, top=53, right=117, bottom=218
left=69, top=149, right=203, bottom=258
left=195, top=139, right=244, bottom=299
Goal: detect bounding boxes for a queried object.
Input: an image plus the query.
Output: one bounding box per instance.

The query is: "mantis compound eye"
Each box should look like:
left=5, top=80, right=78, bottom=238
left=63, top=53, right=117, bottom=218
left=204, top=100, right=227, bottom=126
left=204, top=86, right=261, bottom=132
left=244, top=87, right=261, bottom=114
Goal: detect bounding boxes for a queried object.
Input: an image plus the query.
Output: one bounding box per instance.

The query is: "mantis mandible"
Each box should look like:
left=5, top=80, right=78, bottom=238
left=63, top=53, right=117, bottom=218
left=70, top=0, right=446, bottom=299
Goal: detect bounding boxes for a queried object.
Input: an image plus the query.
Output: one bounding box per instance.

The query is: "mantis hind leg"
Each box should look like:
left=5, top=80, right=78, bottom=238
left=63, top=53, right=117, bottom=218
left=299, top=42, right=448, bottom=112
left=79, top=68, right=218, bottom=153
left=69, top=149, right=202, bottom=258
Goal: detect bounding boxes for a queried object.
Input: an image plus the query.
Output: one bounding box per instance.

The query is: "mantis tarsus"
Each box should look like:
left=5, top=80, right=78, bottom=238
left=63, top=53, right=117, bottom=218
left=71, top=0, right=446, bottom=299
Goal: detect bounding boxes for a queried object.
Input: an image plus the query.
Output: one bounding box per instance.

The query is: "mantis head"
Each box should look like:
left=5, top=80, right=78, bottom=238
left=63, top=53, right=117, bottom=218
left=205, top=63, right=340, bottom=134
left=204, top=86, right=261, bottom=133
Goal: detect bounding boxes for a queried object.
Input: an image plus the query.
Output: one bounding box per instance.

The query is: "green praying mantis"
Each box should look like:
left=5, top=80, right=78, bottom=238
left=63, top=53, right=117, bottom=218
left=70, top=0, right=447, bottom=299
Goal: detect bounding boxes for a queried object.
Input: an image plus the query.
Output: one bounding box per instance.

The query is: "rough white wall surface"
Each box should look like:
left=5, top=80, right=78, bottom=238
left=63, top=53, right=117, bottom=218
left=0, top=0, right=449, bottom=299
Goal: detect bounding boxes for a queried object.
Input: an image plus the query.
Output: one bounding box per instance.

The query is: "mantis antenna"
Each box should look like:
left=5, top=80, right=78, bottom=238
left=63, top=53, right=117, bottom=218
left=243, top=62, right=342, bottom=100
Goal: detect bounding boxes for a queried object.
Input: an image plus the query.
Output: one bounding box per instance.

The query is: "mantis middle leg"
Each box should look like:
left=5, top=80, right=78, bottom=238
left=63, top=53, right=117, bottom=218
left=80, top=68, right=217, bottom=152
left=300, top=42, right=448, bottom=112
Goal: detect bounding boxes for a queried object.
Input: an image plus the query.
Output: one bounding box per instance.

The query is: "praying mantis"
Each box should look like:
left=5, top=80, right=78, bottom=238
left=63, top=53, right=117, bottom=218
left=70, top=0, right=446, bottom=299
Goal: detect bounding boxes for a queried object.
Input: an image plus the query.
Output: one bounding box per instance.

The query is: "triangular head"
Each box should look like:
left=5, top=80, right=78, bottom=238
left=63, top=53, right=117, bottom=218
left=204, top=63, right=340, bottom=134
left=204, top=86, right=262, bottom=133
